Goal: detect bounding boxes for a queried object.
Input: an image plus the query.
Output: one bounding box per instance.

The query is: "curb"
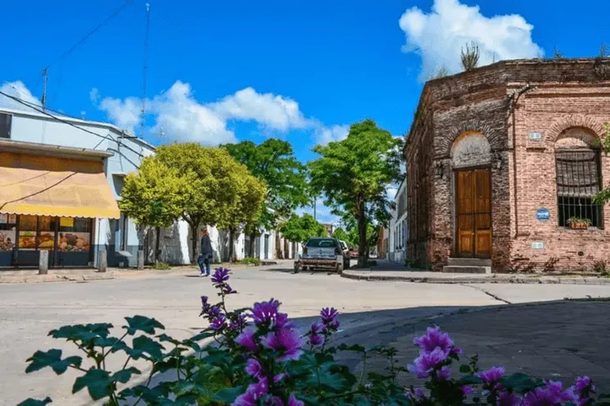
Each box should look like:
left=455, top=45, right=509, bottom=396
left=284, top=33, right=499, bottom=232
left=341, top=271, right=610, bottom=285
left=0, top=272, right=115, bottom=284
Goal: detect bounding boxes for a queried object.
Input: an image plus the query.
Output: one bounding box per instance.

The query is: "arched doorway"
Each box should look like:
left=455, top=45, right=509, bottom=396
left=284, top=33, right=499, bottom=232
left=451, top=132, right=492, bottom=258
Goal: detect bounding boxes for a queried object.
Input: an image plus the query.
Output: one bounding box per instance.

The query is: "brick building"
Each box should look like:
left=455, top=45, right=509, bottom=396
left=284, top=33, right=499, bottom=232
left=404, top=58, right=610, bottom=272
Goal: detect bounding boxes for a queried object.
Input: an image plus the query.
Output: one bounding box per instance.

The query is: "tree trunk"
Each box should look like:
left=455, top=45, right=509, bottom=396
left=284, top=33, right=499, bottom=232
left=190, top=223, right=198, bottom=264
left=357, top=203, right=367, bottom=267
left=275, top=233, right=283, bottom=259
left=155, top=226, right=161, bottom=263
left=229, top=228, right=236, bottom=262
left=249, top=232, right=256, bottom=258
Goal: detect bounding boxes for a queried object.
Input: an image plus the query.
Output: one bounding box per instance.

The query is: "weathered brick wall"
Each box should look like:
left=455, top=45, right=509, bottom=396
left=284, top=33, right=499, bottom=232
left=509, top=86, right=610, bottom=271
left=404, top=58, right=610, bottom=272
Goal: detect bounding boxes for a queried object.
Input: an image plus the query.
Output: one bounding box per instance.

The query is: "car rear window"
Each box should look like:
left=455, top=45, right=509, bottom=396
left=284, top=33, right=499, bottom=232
left=306, top=239, right=337, bottom=248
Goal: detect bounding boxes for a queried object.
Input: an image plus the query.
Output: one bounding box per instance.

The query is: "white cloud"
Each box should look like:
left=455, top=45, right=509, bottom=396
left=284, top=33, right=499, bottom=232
left=98, top=96, right=142, bottom=135
left=0, top=80, right=42, bottom=112
left=89, top=88, right=99, bottom=103
left=211, top=87, right=309, bottom=131
left=399, top=0, right=544, bottom=80
left=94, top=81, right=326, bottom=145
left=314, top=124, right=350, bottom=146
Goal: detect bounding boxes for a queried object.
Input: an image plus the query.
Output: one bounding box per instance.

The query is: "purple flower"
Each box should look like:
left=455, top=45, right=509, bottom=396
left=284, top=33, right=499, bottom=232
left=245, top=358, right=263, bottom=379
left=261, top=328, right=303, bottom=361
left=274, top=313, right=294, bottom=329
left=307, top=322, right=324, bottom=346
left=522, top=381, right=577, bottom=406
left=437, top=366, right=451, bottom=380
left=212, top=268, right=230, bottom=284
left=320, top=307, right=340, bottom=329
left=207, top=305, right=222, bottom=320
left=406, top=388, right=427, bottom=404
left=229, top=314, right=249, bottom=331
left=478, top=366, right=505, bottom=384
left=222, top=284, right=238, bottom=295
left=252, top=299, right=281, bottom=325
left=498, top=391, right=521, bottom=406
left=413, top=326, right=461, bottom=357
left=236, top=329, right=258, bottom=352
left=571, top=376, right=596, bottom=406
left=308, top=334, right=324, bottom=346
left=210, top=316, right=226, bottom=331
left=288, top=394, right=304, bottom=406
left=200, top=296, right=210, bottom=314
left=233, top=377, right=268, bottom=406
left=407, top=347, right=447, bottom=379
left=461, top=386, right=474, bottom=396
left=274, top=373, right=286, bottom=383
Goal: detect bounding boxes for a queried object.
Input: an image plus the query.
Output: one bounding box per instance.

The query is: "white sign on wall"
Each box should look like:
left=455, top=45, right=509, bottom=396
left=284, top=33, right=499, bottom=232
left=529, top=132, right=543, bottom=141
left=531, top=241, right=545, bottom=250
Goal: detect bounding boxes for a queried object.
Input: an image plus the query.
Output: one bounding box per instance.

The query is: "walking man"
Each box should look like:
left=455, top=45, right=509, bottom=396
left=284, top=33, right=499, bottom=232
left=198, top=229, right=213, bottom=277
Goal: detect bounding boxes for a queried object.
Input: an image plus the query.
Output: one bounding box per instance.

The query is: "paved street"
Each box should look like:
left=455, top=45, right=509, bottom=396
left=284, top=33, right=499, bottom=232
left=2, top=264, right=610, bottom=404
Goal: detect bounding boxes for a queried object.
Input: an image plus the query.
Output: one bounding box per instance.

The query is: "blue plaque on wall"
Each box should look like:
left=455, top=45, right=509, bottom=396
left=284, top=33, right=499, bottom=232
left=536, top=208, right=550, bottom=221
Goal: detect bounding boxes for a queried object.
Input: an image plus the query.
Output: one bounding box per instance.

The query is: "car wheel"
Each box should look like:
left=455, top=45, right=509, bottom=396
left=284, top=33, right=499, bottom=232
left=336, top=262, right=343, bottom=274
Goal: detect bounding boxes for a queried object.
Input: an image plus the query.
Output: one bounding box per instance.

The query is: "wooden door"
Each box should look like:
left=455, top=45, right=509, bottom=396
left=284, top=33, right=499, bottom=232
left=456, top=168, right=491, bottom=258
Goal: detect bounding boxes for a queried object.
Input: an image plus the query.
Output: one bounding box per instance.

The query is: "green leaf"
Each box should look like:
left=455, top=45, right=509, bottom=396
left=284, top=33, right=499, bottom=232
left=17, top=398, right=52, bottom=406
left=72, top=368, right=113, bottom=400
left=190, top=331, right=215, bottom=341
left=338, top=344, right=366, bottom=353
left=213, top=385, right=248, bottom=404
left=25, top=349, right=82, bottom=375
left=501, top=373, right=541, bottom=394
left=93, top=337, right=128, bottom=353
left=460, top=375, right=484, bottom=385
left=124, top=315, right=165, bottom=335
left=126, top=335, right=165, bottom=361
left=459, top=364, right=472, bottom=374
left=49, top=323, right=112, bottom=344
left=112, top=367, right=141, bottom=384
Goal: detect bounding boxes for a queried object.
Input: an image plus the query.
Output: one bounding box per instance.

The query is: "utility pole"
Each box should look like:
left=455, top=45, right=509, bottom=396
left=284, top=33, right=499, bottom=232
left=41, top=67, right=48, bottom=111
left=140, top=3, right=151, bottom=136
left=313, top=196, right=317, bottom=221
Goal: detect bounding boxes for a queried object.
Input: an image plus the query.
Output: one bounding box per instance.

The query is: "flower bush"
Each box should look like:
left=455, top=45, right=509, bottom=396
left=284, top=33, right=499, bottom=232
left=20, top=268, right=609, bottom=405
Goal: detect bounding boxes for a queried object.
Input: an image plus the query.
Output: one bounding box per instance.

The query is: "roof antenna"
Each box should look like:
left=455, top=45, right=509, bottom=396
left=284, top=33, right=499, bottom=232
left=140, top=2, right=151, bottom=137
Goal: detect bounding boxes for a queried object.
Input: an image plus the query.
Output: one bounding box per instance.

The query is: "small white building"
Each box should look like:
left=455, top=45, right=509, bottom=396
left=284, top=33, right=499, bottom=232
left=388, top=179, right=408, bottom=264
left=0, top=106, right=291, bottom=268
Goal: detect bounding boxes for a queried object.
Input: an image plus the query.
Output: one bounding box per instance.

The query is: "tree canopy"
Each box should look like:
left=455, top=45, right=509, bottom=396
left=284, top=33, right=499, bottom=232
left=224, top=139, right=309, bottom=229
left=309, top=119, right=402, bottom=265
left=153, top=143, right=267, bottom=259
left=279, top=213, right=327, bottom=243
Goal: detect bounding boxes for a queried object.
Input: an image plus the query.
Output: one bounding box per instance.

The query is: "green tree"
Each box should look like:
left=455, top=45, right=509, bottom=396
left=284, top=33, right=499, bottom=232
left=119, top=157, right=186, bottom=262
left=154, top=144, right=257, bottom=261
left=333, top=228, right=357, bottom=248
left=460, top=41, right=480, bottom=71
left=279, top=213, right=327, bottom=243
left=309, top=120, right=402, bottom=266
left=218, top=172, right=266, bottom=262
left=224, top=139, right=309, bottom=257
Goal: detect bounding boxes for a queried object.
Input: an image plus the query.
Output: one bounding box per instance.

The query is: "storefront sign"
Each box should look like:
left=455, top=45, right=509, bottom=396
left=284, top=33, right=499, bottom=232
left=536, top=208, right=550, bottom=221
left=60, top=217, right=74, bottom=227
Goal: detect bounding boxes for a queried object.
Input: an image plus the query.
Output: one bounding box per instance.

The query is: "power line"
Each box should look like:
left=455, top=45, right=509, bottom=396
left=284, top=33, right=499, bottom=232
left=140, top=3, right=151, bottom=137
left=0, top=89, right=145, bottom=164
left=47, top=0, right=135, bottom=68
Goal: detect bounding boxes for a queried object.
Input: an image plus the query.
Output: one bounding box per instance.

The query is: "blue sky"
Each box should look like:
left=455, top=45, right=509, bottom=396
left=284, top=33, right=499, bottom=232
left=2, top=0, right=610, bottom=222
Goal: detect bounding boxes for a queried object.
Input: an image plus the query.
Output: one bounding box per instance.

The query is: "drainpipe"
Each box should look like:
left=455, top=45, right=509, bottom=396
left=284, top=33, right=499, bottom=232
left=509, top=84, right=537, bottom=238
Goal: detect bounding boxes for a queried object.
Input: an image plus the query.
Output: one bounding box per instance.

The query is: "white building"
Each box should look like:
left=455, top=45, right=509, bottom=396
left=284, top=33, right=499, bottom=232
left=0, top=106, right=290, bottom=268
left=388, top=179, right=408, bottom=264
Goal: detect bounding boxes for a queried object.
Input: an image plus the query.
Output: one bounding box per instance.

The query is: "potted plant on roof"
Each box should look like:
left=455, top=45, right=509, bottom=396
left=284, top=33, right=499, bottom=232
left=567, top=217, right=592, bottom=230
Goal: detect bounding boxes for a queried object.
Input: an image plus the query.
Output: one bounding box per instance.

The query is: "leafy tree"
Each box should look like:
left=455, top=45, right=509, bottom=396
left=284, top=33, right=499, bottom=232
left=119, top=157, right=186, bottom=262
left=224, top=139, right=309, bottom=257
left=309, top=120, right=402, bottom=266
left=217, top=172, right=266, bottom=262
left=333, top=228, right=357, bottom=248
left=460, top=41, right=480, bottom=71
left=279, top=213, right=327, bottom=243
left=154, top=144, right=258, bottom=261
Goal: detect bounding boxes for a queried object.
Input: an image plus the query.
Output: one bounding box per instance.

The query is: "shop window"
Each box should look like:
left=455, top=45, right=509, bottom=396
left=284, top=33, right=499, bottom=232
left=555, top=130, right=602, bottom=228
left=0, top=214, right=17, bottom=252
left=58, top=218, right=92, bottom=254
left=0, top=113, right=11, bottom=139
left=38, top=216, right=57, bottom=250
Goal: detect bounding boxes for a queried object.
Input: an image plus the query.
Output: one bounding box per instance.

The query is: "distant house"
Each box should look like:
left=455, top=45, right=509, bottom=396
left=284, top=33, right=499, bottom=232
left=387, top=179, right=407, bottom=264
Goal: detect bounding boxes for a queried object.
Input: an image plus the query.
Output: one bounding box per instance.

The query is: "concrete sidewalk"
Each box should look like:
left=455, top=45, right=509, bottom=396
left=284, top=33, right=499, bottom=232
left=0, top=260, right=291, bottom=284
left=343, top=259, right=610, bottom=285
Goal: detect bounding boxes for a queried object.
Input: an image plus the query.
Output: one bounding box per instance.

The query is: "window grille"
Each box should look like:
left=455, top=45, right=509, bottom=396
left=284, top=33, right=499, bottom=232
left=555, top=148, right=602, bottom=227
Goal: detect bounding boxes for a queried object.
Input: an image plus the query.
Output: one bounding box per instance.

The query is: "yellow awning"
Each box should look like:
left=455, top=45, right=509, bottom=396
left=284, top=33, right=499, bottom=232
left=0, top=151, right=120, bottom=219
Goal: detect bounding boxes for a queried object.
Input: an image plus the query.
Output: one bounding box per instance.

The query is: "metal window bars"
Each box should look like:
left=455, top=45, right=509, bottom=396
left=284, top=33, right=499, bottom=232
left=555, top=148, right=602, bottom=227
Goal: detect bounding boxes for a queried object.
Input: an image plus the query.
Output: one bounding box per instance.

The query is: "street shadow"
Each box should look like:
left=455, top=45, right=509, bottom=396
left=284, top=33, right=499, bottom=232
left=121, top=300, right=610, bottom=404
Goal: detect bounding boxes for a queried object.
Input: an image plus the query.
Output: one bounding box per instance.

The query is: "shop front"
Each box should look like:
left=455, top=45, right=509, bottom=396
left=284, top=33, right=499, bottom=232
left=0, top=140, right=120, bottom=268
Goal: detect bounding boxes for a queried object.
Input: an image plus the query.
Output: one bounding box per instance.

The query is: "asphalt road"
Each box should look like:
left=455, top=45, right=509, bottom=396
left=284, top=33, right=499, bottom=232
left=2, top=264, right=610, bottom=405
